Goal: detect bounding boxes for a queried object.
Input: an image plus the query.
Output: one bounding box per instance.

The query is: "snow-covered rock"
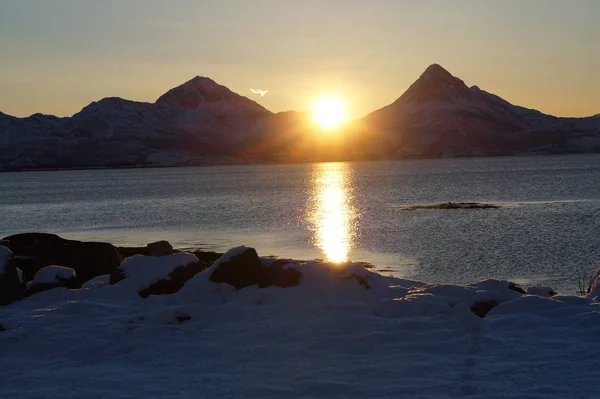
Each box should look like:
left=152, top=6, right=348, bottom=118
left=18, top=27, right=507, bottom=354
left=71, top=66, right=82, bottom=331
left=208, top=246, right=301, bottom=290
left=110, top=252, right=202, bottom=298
left=33, top=265, right=77, bottom=286
left=2, top=233, right=121, bottom=283
left=28, top=265, right=78, bottom=296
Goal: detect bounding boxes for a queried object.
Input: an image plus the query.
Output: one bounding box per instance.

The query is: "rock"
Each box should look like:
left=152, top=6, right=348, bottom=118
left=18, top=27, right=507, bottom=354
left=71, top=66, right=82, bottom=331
left=471, top=299, right=498, bottom=318
left=138, top=262, right=209, bottom=298
left=210, top=247, right=302, bottom=290
left=2, top=233, right=122, bottom=283
left=0, top=246, right=25, bottom=306
left=508, top=282, right=526, bottom=294
left=110, top=252, right=206, bottom=298
left=27, top=265, right=79, bottom=296
left=146, top=241, right=173, bottom=257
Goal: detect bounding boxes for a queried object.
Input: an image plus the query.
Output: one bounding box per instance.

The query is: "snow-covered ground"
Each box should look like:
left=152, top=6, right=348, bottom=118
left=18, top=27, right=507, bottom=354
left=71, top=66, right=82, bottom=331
left=1, top=249, right=599, bottom=398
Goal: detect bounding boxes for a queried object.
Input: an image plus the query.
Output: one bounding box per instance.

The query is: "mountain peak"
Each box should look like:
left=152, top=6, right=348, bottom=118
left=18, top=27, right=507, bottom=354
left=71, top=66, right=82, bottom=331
left=155, top=76, right=271, bottom=116
left=421, top=64, right=454, bottom=80
left=397, top=64, right=469, bottom=104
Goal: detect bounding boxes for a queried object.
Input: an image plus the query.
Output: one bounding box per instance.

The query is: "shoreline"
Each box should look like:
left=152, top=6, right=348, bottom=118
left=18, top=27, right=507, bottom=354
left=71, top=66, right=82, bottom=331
left=3, top=152, right=597, bottom=173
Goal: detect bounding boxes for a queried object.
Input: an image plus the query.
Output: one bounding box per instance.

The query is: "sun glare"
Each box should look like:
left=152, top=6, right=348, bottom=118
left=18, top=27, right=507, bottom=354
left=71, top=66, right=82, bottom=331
left=312, top=97, right=348, bottom=130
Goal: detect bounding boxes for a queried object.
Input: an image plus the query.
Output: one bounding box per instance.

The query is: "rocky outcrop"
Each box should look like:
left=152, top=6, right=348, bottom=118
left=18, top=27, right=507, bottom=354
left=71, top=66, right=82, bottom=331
left=209, top=247, right=301, bottom=290
left=2, top=233, right=121, bottom=284
left=0, top=246, right=25, bottom=306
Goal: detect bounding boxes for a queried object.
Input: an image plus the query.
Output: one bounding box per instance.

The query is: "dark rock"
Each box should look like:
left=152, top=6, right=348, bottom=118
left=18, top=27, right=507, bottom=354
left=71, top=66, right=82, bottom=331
left=508, top=282, right=526, bottom=294
left=0, top=324, right=5, bottom=332
left=117, top=246, right=150, bottom=258
left=27, top=266, right=79, bottom=296
left=471, top=299, right=498, bottom=318
left=2, top=233, right=122, bottom=283
left=0, top=246, right=25, bottom=306
left=175, top=314, right=191, bottom=324
left=210, top=248, right=302, bottom=290
left=403, top=202, right=500, bottom=210
left=146, top=241, right=173, bottom=257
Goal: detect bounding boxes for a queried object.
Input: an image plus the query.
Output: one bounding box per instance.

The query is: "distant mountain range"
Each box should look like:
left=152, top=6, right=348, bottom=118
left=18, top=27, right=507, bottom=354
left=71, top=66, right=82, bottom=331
left=1, top=64, right=599, bottom=170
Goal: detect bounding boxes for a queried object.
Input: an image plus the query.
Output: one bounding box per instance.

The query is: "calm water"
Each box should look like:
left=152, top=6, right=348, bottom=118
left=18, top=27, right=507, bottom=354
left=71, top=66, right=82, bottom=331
left=2, top=155, right=600, bottom=294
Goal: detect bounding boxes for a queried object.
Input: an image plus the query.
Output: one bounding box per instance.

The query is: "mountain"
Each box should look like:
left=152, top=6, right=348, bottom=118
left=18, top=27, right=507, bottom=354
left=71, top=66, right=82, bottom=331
left=362, top=64, right=600, bottom=157
left=0, top=77, right=272, bottom=169
left=1, top=66, right=600, bottom=170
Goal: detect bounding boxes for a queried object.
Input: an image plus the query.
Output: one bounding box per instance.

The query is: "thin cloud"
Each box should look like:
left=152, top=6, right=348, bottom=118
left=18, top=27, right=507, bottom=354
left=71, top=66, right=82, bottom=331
left=249, top=89, right=268, bottom=97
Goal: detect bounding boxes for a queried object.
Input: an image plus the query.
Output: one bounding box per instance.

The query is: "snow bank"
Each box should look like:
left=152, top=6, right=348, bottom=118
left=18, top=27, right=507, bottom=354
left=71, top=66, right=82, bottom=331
left=2, top=248, right=600, bottom=398
left=0, top=245, right=13, bottom=275
left=82, top=275, right=110, bottom=290
left=32, top=265, right=76, bottom=285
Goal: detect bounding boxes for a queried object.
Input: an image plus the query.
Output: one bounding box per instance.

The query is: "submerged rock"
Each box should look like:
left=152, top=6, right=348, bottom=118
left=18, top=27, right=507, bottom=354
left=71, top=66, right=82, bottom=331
left=27, top=265, right=78, bottom=296
left=2, top=233, right=121, bottom=284
left=209, top=247, right=301, bottom=290
left=0, top=246, right=25, bottom=306
left=403, top=202, right=500, bottom=210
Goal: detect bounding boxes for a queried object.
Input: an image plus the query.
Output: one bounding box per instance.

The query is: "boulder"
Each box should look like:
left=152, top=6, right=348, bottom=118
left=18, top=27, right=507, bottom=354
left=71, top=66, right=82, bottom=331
left=2, top=233, right=122, bottom=283
left=210, top=247, right=301, bottom=290
left=0, top=246, right=25, bottom=306
left=110, top=252, right=207, bottom=298
left=146, top=241, right=173, bottom=257
left=27, top=265, right=79, bottom=296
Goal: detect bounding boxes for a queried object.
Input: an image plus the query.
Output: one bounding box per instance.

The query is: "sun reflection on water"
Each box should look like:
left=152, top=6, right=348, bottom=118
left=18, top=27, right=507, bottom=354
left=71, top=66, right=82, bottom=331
left=307, top=162, right=358, bottom=263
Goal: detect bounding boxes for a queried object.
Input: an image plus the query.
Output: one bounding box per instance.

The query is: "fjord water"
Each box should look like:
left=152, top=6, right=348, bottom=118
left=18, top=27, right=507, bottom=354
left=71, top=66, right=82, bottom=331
left=2, top=154, right=600, bottom=294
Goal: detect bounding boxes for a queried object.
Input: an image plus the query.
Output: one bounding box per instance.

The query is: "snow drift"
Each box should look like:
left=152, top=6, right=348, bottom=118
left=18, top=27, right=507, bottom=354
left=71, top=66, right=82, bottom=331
left=1, top=246, right=599, bottom=398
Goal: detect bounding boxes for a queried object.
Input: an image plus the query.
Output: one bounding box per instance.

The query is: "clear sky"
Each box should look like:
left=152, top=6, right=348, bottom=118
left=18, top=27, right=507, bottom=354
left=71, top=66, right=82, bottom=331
left=1, top=0, right=599, bottom=118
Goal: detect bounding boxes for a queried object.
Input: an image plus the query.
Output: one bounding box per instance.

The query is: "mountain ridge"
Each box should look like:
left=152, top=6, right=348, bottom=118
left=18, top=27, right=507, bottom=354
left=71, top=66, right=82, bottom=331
left=1, top=64, right=599, bottom=170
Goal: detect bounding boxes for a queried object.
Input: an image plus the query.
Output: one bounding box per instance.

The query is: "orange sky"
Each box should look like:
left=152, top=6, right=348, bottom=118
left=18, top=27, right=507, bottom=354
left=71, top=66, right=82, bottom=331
left=1, top=0, right=599, bottom=119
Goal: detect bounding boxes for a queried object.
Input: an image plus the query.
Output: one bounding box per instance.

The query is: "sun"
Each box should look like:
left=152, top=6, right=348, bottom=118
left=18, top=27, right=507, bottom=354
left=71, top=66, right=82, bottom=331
left=312, top=97, right=348, bottom=130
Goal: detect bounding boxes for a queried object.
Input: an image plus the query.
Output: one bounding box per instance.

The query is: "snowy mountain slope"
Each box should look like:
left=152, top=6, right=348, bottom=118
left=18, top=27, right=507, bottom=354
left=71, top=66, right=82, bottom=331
left=0, top=77, right=273, bottom=169
left=363, top=64, right=600, bottom=157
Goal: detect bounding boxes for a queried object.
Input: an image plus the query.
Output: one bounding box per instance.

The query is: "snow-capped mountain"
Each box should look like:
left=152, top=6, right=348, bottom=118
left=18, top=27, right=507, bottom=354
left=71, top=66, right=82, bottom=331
left=363, top=64, right=600, bottom=157
left=0, top=77, right=272, bottom=169
left=1, top=66, right=599, bottom=170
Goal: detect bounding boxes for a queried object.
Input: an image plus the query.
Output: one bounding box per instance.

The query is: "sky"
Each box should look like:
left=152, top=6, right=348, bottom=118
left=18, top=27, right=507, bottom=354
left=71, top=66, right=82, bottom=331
left=1, top=0, right=599, bottom=119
